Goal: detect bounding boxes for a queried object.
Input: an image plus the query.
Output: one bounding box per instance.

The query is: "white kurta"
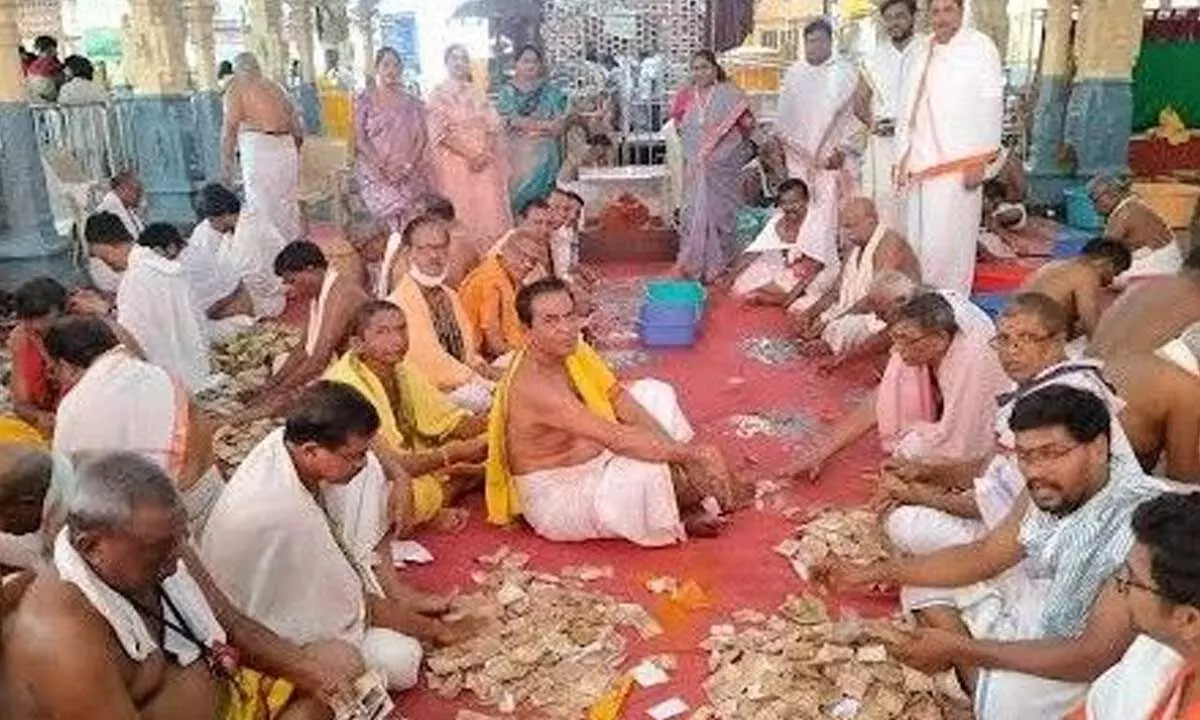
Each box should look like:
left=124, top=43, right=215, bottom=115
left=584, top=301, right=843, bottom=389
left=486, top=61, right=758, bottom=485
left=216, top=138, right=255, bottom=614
left=95, top=191, right=146, bottom=240
left=896, top=29, right=1003, bottom=294
left=218, top=211, right=288, bottom=318
left=732, top=211, right=841, bottom=308
left=181, top=220, right=242, bottom=313
left=116, top=246, right=215, bottom=392
left=862, top=36, right=925, bottom=229
left=200, top=429, right=423, bottom=690
left=776, top=56, right=860, bottom=254
left=238, top=131, right=301, bottom=244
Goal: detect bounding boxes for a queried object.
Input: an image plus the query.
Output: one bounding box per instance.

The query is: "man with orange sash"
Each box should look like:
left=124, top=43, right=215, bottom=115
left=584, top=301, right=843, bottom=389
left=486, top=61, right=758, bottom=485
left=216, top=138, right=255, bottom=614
left=458, top=231, right=542, bottom=362
left=486, top=277, right=743, bottom=545
left=894, top=0, right=1003, bottom=293
left=775, top=18, right=862, bottom=255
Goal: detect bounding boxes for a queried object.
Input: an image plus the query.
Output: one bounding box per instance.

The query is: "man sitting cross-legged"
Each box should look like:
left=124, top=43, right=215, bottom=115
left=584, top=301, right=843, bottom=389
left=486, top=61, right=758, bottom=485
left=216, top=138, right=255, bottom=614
left=487, top=277, right=745, bottom=543
left=794, top=197, right=921, bottom=359
left=324, top=301, right=488, bottom=535
left=1067, top=492, right=1200, bottom=719
left=1018, top=237, right=1131, bottom=354
left=1, top=451, right=362, bottom=720
left=202, top=382, right=479, bottom=692
left=788, top=291, right=1009, bottom=480
left=387, top=213, right=499, bottom=413
left=820, top=385, right=1169, bottom=720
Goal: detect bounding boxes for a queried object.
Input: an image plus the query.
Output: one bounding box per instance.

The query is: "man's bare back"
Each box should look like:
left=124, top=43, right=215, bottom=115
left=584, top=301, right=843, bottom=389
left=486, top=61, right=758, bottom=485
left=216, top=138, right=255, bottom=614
left=506, top=360, right=607, bottom=475
left=226, top=74, right=299, bottom=135
left=1089, top=275, right=1200, bottom=358
left=2, top=572, right=220, bottom=720
left=1104, top=353, right=1200, bottom=483
left=1109, top=199, right=1174, bottom=252
left=1020, top=260, right=1101, bottom=336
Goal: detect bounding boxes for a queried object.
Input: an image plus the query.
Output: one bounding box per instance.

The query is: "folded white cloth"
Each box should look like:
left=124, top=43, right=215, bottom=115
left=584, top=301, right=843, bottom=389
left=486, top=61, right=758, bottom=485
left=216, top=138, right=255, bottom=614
left=447, top=377, right=495, bottom=414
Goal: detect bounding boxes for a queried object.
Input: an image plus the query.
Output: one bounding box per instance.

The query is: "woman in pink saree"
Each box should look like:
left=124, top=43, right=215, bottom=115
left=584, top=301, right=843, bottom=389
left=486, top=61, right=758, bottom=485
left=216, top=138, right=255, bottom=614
left=426, top=44, right=513, bottom=251
left=674, top=50, right=756, bottom=282
left=355, top=47, right=429, bottom=231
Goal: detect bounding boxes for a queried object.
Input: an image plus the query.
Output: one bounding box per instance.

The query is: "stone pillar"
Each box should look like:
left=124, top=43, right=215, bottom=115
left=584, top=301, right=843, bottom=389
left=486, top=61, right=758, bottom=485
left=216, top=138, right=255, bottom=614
left=248, top=0, right=289, bottom=83
left=1027, top=0, right=1074, bottom=202
left=970, top=0, right=1010, bottom=60
left=1064, top=0, right=1144, bottom=177
left=0, top=0, right=66, bottom=261
left=187, top=0, right=224, bottom=183
left=124, top=0, right=203, bottom=223
left=355, top=0, right=380, bottom=79
left=289, top=0, right=322, bottom=133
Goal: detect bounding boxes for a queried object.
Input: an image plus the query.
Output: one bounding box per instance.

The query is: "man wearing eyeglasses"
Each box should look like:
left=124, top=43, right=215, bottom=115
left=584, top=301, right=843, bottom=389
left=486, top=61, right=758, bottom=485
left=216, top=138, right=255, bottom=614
left=1067, top=492, right=1200, bottom=719
left=817, top=385, right=1169, bottom=720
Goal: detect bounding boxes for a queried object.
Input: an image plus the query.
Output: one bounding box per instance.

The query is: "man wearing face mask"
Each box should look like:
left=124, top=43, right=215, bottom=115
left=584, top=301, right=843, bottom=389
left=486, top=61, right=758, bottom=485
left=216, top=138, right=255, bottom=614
left=818, top=385, right=1168, bottom=720
left=861, top=0, right=925, bottom=230
left=116, top=223, right=218, bottom=392
left=387, top=214, right=498, bottom=413
left=894, top=0, right=1004, bottom=294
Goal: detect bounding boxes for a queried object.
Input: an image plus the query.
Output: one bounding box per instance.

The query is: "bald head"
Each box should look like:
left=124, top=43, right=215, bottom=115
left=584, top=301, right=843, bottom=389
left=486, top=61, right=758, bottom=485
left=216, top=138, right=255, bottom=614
left=234, top=52, right=262, bottom=75
left=840, top=197, right=881, bottom=246
left=0, top=444, right=53, bottom=536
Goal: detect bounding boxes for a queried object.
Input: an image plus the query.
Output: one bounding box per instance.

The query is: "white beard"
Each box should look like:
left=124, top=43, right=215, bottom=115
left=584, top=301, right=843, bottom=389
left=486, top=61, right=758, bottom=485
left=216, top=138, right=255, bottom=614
left=409, top=264, right=448, bottom=288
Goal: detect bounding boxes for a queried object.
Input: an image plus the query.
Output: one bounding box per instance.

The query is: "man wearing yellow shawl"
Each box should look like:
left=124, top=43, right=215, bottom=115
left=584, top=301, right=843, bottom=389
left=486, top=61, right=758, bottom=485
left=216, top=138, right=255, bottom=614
left=325, top=301, right=488, bottom=534
left=387, top=214, right=498, bottom=414
left=458, top=230, right=543, bottom=362
left=486, top=277, right=743, bottom=545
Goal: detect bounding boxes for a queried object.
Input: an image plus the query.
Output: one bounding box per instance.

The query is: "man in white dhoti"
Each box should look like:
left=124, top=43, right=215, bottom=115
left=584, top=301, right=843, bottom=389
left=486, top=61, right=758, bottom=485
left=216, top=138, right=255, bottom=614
left=775, top=19, right=862, bottom=260
left=95, top=170, right=145, bottom=240
left=729, top=179, right=842, bottom=313
left=83, top=212, right=132, bottom=298
left=221, top=52, right=303, bottom=244
left=881, top=293, right=1140, bottom=567
left=202, top=382, right=473, bottom=691
left=1087, top=175, right=1181, bottom=287
left=487, top=277, right=746, bottom=543
left=1067, top=492, right=1199, bottom=719
left=794, top=197, right=921, bottom=357
left=115, top=223, right=218, bottom=393
left=824, top=385, right=1166, bottom=720
left=44, top=316, right=223, bottom=538
left=895, top=0, right=1004, bottom=293
left=861, top=0, right=924, bottom=229
left=1, top=451, right=360, bottom=720
left=184, top=183, right=260, bottom=325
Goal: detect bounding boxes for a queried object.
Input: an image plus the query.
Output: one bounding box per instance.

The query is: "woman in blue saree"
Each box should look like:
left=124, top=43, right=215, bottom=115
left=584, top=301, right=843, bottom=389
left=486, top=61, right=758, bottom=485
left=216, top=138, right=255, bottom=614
left=674, top=50, right=756, bottom=282
left=496, top=45, right=569, bottom=213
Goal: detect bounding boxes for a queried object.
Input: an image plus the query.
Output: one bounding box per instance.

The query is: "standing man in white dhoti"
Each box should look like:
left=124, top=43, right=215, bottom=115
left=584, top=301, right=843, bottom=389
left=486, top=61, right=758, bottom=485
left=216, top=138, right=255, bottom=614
left=895, top=0, right=1004, bottom=294
left=222, top=52, right=304, bottom=244
left=861, top=0, right=925, bottom=230
left=775, top=18, right=863, bottom=256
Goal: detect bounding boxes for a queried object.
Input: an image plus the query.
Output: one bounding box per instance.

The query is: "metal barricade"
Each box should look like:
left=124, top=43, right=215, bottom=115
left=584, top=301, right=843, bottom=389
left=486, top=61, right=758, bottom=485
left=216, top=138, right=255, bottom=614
left=31, top=102, right=133, bottom=183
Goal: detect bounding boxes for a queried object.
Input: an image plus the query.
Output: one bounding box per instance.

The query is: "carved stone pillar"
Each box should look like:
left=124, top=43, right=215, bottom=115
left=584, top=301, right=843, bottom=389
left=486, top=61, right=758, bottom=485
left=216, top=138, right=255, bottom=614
left=122, top=0, right=203, bottom=222
left=1027, top=0, right=1073, bottom=188
left=969, top=0, right=1010, bottom=60
left=1064, top=0, right=1144, bottom=177
left=248, top=0, right=289, bottom=82
left=0, top=0, right=64, bottom=260
left=187, top=0, right=224, bottom=182
left=289, top=0, right=323, bottom=132
left=355, top=0, right=381, bottom=78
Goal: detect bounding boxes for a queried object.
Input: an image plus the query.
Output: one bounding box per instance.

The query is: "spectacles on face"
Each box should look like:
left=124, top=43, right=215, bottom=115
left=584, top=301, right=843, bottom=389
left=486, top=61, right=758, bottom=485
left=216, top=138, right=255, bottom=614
left=1114, top=561, right=1169, bottom=599
left=1014, top=440, right=1081, bottom=466
left=988, top=331, right=1057, bottom=350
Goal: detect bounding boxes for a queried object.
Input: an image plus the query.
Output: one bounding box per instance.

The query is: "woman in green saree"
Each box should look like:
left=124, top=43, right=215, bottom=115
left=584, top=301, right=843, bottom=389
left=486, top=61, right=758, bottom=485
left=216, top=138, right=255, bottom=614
left=496, top=45, right=569, bottom=213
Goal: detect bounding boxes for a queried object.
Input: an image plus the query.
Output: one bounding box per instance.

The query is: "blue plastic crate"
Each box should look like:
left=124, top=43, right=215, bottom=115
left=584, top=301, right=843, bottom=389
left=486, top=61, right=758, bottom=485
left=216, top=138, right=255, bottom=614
left=637, top=301, right=700, bottom=347
left=971, top=292, right=1011, bottom=321
left=1063, top=186, right=1103, bottom=232
left=644, top=279, right=706, bottom=310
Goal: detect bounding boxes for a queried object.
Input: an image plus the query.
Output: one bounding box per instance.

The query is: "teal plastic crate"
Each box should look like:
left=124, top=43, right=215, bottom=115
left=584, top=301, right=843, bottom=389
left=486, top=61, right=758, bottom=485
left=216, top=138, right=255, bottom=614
left=644, top=279, right=706, bottom=309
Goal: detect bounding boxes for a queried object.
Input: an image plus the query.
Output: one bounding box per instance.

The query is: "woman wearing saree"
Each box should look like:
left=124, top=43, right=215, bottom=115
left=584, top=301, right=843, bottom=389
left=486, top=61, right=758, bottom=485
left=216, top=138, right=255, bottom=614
left=674, top=50, right=755, bottom=282
left=495, top=45, right=569, bottom=214
left=355, top=47, right=429, bottom=231
left=427, top=44, right=514, bottom=251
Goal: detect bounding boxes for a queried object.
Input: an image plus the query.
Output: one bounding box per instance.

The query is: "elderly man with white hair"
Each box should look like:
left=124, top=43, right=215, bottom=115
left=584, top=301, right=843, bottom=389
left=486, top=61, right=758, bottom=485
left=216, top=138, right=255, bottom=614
left=1086, top=174, right=1180, bottom=287
left=221, top=52, right=304, bottom=243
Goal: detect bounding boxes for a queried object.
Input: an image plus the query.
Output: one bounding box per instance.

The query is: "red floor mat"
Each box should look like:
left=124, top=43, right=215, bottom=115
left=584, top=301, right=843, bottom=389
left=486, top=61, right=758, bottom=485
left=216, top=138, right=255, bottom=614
left=394, top=264, right=891, bottom=719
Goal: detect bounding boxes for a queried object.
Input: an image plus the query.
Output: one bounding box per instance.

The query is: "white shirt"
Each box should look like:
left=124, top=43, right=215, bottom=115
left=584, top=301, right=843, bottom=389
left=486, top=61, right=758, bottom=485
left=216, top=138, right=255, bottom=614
left=865, top=35, right=925, bottom=122
left=96, top=191, right=145, bottom=240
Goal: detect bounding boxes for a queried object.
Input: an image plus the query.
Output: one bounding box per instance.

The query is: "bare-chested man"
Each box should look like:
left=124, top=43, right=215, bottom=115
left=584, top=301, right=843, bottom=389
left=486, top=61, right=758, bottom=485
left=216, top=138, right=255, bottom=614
left=1019, top=237, right=1130, bottom=345
left=233, top=241, right=370, bottom=423
left=222, top=51, right=304, bottom=243
left=795, top=197, right=921, bottom=358
left=1087, top=175, right=1180, bottom=285
left=1102, top=352, right=1200, bottom=483
left=487, top=277, right=744, bottom=543
left=1088, top=245, right=1200, bottom=359
left=0, top=451, right=360, bottom=720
